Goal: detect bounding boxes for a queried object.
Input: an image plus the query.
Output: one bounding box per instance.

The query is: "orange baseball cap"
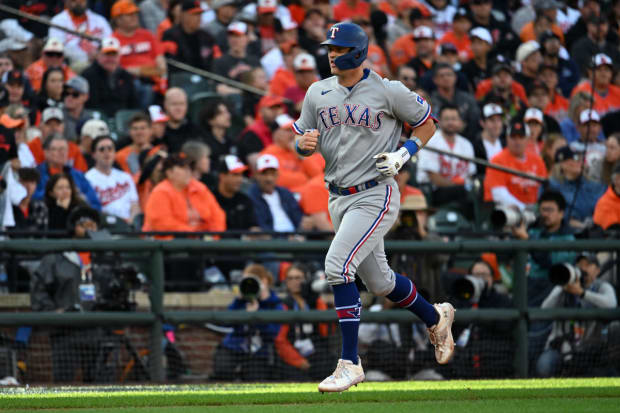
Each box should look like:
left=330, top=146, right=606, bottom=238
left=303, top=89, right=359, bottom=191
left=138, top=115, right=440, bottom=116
left=111, top=0, right=139, bottom=18
left=258, top=95, right=285, bottom=109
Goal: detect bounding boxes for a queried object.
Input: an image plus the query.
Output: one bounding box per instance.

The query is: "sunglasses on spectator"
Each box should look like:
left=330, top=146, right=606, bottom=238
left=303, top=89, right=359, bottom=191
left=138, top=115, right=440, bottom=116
left=64, top=90, right=81, bottom=98
left=45, top=52, right=63, bottom=58
left=96, top=145, right=115, bottom=152
left=401, top=76, right=416, bottom=81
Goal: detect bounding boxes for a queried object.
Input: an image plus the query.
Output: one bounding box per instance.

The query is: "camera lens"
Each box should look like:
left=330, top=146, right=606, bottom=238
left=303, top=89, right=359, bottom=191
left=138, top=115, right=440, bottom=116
left=239, top=277, right=260, bottom=300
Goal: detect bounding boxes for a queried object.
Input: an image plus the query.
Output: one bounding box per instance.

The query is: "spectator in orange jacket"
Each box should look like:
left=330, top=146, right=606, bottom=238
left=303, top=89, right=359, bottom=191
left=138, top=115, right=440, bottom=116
left=25, top=38, right=75, bottom=92
left=593, top=165, right=620, bottom=230
left=142, top=153, right=226, bottom=234
left=259, top=113, right=324, bottom=193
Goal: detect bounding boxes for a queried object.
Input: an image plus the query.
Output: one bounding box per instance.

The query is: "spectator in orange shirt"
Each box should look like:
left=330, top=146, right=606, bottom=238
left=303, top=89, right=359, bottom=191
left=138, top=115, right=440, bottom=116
left=439, top=8, right=472, bottom=62
left=333, top=0, right=370, bottom=22
left=571, top=53, right=620, bottom=116
left=477, top=60, right=529, bottom=121
left=405, top=26, right=436, bottom=79
left=593, top=164, right=620, bottom=230
left=116, top=112, right=159, bottom=175
left=354, top=18, right=390, bottom=78
left=267, top=41, right=300, bottom=97
left=539, top=64, right=569, bottom=122
left=284, top=53, right=318, bottom=117
left=111, top=0, right=167, bottom=107
left=28, top=108, right=88, bottom=172
left=142, top=153, right=226, bottom=233
left=237, top=95, right=286, bottom=165
left=25, top=38, right=75, bottom=93
left=298, top=173, right=332, bottom=232
left=520, top=11, right=564, bottom=45
left=484, top=119, right=548, bottom=209
left=260, top=113, right=323, bottom=193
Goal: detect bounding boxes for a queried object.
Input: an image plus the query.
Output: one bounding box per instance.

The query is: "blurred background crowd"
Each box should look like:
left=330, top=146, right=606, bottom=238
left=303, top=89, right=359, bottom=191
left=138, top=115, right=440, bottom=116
left=0, top=0, right=619, bottom=383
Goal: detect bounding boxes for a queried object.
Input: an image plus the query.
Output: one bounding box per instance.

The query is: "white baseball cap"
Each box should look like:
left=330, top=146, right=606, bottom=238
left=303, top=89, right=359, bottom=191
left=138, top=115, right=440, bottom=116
left=275, top=113, right=295, bottom=129
left=81, top=119, right=110, bottom=138
left=280, top=16, right=298, bottom=31
left=220, top=154, right=248, bottom=173
left=258, top=0, right=277, bottom=14
left=516, top=40, right=540, bottom=63
left=42, top=107, right=64, bottom=123
left=524, top=107, right=544, bottom=124
left=227, top=21, right=248, bottom=35
left=256, top=153, right=279, bottom=171
left=592, top=53, right=613, bottom=68
left=413, top=25, right=434, bottom=40
left=43, top=37, right=64, bottom=53
left=100, top=37, right=121, bottom=53
left=469, top=27, right=493, bottom=45
left=293, top=53, right=316, bottom=71
left=482, top=103, right=503, bottom=119
left=148, top=105, right=169, bottom=123
left=579, top=109, right=600, bottom=124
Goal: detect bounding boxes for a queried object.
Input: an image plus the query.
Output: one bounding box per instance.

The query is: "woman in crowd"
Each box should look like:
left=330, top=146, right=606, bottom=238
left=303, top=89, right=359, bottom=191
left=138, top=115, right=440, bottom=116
left=44, top=172, right=87, bottom=233
left=180, top=140, right=212, bottom=188
left=36, top=67, right=65, bottom=112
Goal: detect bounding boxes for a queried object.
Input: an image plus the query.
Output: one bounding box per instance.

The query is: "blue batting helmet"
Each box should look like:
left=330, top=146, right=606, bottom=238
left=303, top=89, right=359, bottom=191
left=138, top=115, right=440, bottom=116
left=320, top=22, right=369, bottom=70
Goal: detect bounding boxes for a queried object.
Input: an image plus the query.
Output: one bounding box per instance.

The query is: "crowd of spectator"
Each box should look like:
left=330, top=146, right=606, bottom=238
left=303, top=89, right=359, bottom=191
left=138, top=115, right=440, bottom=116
left=0, top=0, right=619, bottom=381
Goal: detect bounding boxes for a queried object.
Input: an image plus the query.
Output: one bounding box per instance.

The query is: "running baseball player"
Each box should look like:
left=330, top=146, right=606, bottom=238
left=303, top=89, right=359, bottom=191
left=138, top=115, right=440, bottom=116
left=294, top=22, right=455, bottom=392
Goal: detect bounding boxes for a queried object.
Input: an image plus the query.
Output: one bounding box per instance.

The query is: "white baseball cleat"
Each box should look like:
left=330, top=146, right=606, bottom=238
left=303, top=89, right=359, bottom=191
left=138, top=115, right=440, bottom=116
left=318, top=358, right=365, bottom=393
left=427, top=302, right=456, bottom=364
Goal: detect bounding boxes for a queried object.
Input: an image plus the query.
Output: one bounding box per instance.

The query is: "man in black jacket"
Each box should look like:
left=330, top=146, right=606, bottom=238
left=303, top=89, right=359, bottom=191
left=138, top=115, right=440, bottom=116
left=81, top=37, right=138, bottom=117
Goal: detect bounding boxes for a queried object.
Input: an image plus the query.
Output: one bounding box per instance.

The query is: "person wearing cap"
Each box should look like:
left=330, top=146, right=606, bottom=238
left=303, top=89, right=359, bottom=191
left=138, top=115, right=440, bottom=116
left=514, top=40, right=542, bottom=93
left=79, top=119, right=111, bottom=169
left=484, top=119, right=548, bottom=209
left=419, top=43, right=471, bottom=94
left=475, top=59, right=528, bottom=118
left=162, top=87, right=203, bottom=154
left=247, top=153, right=303, bottom=233
left=354, top=18, right=390, bottom=79
left=429, top=63, right=480, bottom=140
left=162, top=0, right=221, bottom=72
left=524, top=82, right=562, bottom=134
left=297, top=9, right=329, bottom=77
left=259, top=113, right=323, bottom=193
left=565, top=1, right=617, bottom=50
left=523, top=107, right=548, bottom=154
left=265, top=39, right=300, bottom=96
left=49, top=0, right=112, bottom=68
left=571, top=13, right=620, bottom=76
left=212, top=21, right=261, bottom=86
left=571, top=54, right=620, bottom=116
left=260, top=14, right=299, bottom=81
left=86, top=135, right=140, bottom=222
left=536, top=252, right=617, bottom=377
left=467, top=0, right=519, bottom=58
left=538, top=31, right=579, bottom=98
left=111, top=0, right=167, bottom=107
left=283, top=53, right=318, bottom=115
left=81, top=37, right=139, bottom=118
left=27, top=107, right=89, bottom=173
left=4, top=70, right=37, bottom=125
left=212, top=154, right=259, bottom=231
left=547, top=145, right=606, bottom=228
left=573, top=109, right=607, bottom=182
left=25, top=37, right=76, bottom=93
left=519, top=0, right=564, bottom=44
left=203, top=0, right=239, bottom=40
left=199, top=100, right=235, bottom=167
left=438, top=8, right=472, bottom=62
left=142, top=153, right=226, bottom=234
left=460, top=26, right=493, bottom=90
left=116, top=113, right=161, bottom=175
left=538, top=64, right=569, bottom=121
left=388, top=10, right=434, bottom=73
left=405, top=26, right=436, bottom=78
left=594, top=164, right=620, bottom=230
left=62, top=76, right=93, bottom=142
left=31, top=134, right=101, bottom=210
left=237, top=95, right=285, bottom=165
left=472, top=103, right=505, bottom=175
left=148, top=104, right=169, bottom=141
left=416, top=104, right=476, bottom=212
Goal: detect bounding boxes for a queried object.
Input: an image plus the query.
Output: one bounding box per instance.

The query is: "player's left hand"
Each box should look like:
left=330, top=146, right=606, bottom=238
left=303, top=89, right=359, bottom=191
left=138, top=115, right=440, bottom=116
left=373, top=147, right=410, bottom=177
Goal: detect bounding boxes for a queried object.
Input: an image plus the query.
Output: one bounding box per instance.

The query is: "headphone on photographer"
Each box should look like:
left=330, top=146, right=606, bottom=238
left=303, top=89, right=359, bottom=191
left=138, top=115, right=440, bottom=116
left=66, top=205, right=101, bottom=235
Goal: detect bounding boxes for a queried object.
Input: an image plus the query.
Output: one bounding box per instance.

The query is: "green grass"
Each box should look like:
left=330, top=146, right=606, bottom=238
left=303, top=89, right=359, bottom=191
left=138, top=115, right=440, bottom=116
left=0, top=379, right=619, bottom=412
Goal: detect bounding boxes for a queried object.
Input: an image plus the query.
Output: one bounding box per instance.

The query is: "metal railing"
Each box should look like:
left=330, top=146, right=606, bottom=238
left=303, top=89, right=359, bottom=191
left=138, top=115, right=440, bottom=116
left=0, top=238, right=619, bottom=381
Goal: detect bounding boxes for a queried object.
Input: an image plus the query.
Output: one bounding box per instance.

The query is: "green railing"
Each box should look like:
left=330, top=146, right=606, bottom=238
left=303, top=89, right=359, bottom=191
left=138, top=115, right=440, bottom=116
left=1, top=239, right=619, bottom=381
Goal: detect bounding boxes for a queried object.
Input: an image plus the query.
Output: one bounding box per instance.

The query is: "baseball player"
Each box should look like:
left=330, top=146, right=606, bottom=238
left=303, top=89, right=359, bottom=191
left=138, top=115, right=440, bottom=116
left=294, top=22, right=455, bottom=392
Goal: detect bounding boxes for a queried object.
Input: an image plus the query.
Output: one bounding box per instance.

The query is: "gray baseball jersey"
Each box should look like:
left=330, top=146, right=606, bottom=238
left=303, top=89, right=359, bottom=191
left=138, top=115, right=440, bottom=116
left=293, top=69, right=431, bottom=187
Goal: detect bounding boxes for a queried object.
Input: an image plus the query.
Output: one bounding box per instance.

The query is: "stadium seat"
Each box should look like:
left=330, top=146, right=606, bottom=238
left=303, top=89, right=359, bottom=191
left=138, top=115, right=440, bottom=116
left=427, top=208, right=473, bottom=235
left=169, top=72, right=214, bottom=100
left=113, top=109, right=143, bottom=138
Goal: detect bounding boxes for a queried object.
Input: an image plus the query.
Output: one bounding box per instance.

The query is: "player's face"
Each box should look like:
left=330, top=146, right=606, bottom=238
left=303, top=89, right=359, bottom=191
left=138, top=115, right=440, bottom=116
left=327, top=45, right=352, bottom=75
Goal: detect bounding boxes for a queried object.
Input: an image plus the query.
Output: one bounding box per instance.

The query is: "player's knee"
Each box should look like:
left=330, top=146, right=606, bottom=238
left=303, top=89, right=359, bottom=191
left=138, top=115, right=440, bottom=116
left=364, top=276, right=395, bottom=296
left=324, top=255, right=352, bottom=285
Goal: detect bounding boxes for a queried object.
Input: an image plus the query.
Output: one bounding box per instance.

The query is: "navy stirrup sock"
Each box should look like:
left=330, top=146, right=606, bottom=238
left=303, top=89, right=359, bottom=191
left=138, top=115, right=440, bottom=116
left=386, top=272, right=439, bottom=327
left=332, top=282, right=361, bottom=363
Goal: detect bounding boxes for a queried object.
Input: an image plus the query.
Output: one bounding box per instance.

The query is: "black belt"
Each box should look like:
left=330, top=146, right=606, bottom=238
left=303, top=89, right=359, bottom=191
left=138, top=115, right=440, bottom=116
left=327, top=179, right=379, bottom=196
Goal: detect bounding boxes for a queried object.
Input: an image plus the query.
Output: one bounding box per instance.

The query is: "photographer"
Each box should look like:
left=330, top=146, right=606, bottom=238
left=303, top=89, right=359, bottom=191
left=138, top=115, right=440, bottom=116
left=536, top=255, right=617, bottom=377
left=212, top=264, right=284, bottom=381
left=30, top=206, right=105, bottom=382
left=448, top=259, right=514, bottom=378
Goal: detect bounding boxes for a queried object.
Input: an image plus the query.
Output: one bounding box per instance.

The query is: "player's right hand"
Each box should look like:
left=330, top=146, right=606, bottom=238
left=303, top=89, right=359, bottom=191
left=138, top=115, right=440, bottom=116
left=298, top=129, right=319, bottom=152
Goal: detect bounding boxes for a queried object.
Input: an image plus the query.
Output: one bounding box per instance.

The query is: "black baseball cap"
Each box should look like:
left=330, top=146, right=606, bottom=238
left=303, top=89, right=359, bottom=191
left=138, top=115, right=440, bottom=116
left=491, top=57, right=512, bottom=75
left=507, top=119, right=526, bottom=137
left=217, top=154, right=248, bottom=173
left=181, top=0, right=203, bottom=13
left=554, top=145, right=582, bottom=163
left=6, top=70, right=25, bottom=86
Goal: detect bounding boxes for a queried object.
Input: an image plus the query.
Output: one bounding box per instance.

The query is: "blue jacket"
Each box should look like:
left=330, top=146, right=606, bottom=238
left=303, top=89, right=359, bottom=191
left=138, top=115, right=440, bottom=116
left=247, top=183, right=302, bottom=231
left=33, top=163, right=102, bottom=210
left=547, top=177, right=606, bottom=222
left=221, top=290, right=283, bottom=355
left=556, top=57, right=580, bottom=98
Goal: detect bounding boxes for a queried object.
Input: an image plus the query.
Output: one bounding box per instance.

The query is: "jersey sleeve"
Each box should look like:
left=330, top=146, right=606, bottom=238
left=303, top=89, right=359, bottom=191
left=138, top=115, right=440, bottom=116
left=387, top=80, right=432, bottom=128
left=293, top=85, right=317, bottom=135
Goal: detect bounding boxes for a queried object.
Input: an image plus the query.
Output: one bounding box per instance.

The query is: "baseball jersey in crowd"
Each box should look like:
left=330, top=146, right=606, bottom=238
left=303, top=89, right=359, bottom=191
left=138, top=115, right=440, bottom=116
left=571, top=81, right=620, bottom=116
left=439, top=31, right=472, bottom=61
left=48, top=9, right=112, bottom=65
left=416, top=131, right=476, bottom=184
left=113, top=29, right=163, bottom=70
left=294, top=69, right=431, bottom=188
left=483, top=148, right=547, bottom=204
left=85, top=168, right=138, bottom=220
left=593, top=187, right=620, bottom=230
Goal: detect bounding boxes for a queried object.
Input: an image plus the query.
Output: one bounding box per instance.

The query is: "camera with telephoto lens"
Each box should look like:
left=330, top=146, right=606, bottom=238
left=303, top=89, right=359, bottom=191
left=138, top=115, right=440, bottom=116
left=452, top=275, right=486, bottom=303
left=93, top=265, right=143, bottom=311
left=490, top=206, right=537, bottom=229
left=239, top=276, right=261, bottom=302
left=548, top=263, right=585, bottom=286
